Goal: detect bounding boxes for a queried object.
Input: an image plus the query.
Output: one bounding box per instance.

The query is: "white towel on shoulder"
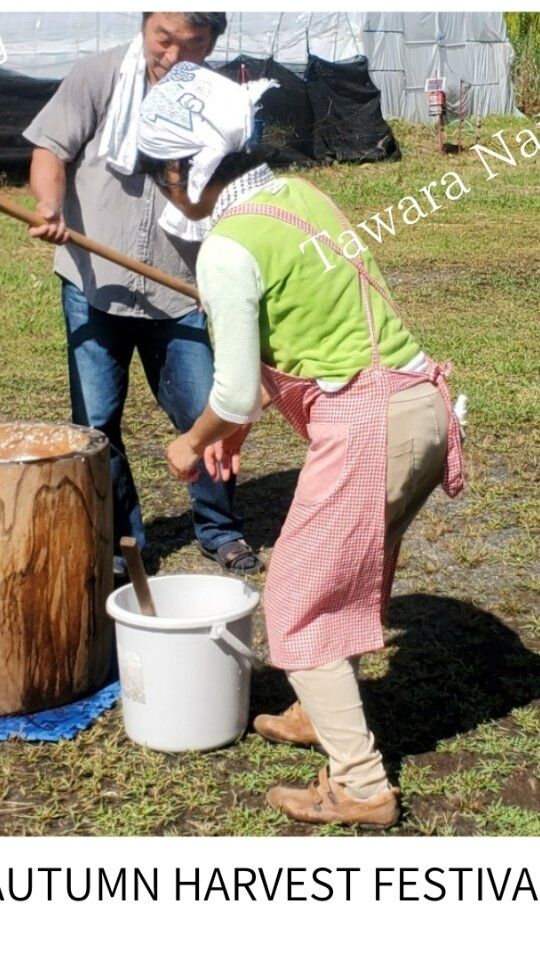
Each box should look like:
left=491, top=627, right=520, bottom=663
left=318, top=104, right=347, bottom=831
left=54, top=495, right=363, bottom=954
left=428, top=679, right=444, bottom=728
left=98, top=34, right=146, bottom=175
left=98, top=35, right=208, bottom=241
left=157, top=205, right=212, bottom=242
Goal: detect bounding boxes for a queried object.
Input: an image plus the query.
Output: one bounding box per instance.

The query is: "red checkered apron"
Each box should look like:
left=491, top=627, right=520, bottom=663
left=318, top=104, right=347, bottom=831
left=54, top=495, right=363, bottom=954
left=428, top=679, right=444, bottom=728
left=222, top=193, right=464, bottom=670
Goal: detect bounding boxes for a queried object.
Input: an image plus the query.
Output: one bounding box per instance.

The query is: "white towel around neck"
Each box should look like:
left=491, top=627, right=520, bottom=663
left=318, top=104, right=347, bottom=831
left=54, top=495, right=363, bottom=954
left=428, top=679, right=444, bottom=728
left=98, top=35, right=209, bottom=241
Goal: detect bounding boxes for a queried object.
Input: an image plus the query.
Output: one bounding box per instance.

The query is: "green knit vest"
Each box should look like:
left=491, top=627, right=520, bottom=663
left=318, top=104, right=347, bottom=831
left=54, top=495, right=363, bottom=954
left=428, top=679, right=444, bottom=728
left=210, top=178, right=420, bottom=381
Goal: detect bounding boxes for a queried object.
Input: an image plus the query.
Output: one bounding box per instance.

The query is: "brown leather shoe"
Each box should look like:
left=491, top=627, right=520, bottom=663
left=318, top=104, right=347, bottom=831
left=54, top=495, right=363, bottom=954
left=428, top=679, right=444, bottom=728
left=253, top=701, right=320, bottom=746
left=267, top=766, right=400, bottom=827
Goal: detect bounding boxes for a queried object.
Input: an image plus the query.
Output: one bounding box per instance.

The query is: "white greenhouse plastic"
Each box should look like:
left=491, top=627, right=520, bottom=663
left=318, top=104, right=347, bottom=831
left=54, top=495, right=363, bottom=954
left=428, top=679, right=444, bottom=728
left=0, top=11, right=518, bottom=121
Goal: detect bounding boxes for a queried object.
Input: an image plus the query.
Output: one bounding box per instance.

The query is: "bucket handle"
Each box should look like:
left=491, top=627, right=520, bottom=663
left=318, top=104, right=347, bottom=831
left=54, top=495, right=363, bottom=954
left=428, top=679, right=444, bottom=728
left=210, top=624, right=261, bottom=664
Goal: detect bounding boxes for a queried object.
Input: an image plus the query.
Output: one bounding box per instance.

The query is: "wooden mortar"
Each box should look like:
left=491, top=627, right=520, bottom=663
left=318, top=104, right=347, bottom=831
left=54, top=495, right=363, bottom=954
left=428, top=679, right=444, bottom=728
left=0, top=421, right=114, bottom=715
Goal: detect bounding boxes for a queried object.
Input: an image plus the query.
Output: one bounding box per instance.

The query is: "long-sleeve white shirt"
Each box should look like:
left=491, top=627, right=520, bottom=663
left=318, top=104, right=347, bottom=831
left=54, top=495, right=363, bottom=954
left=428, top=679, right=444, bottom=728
left=197, top=233, right=265, bottom=424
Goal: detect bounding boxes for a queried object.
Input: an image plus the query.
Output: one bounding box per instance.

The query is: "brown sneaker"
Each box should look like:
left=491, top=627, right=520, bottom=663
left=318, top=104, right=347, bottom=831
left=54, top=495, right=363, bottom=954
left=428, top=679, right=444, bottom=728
left=267, top=766, right=400, bottom=827
left=253, top=701, right=320, bottom=746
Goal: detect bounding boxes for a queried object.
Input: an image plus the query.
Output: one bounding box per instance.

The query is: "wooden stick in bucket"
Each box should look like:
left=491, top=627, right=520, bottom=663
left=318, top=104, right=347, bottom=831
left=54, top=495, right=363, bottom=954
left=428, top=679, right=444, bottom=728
left=120, top=537, right=157, bottom=617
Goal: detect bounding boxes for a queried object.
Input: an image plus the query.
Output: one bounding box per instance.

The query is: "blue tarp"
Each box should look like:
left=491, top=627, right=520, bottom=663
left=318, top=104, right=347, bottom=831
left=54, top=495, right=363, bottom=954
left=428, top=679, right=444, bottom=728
left=0, top=681, right=120, bottom=742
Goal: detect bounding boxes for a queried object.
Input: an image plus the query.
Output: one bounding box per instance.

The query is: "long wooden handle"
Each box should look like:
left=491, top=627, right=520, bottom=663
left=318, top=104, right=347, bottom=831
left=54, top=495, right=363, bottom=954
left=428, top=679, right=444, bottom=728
left=0, top=193, right=199, bottom=301
left=120, top=537, right=157, bottom=618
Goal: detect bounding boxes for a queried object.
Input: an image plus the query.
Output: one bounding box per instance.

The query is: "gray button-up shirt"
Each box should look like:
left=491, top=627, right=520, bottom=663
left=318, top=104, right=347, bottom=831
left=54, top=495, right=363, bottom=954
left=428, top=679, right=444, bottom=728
left=24, top=43, right=198, bottom=319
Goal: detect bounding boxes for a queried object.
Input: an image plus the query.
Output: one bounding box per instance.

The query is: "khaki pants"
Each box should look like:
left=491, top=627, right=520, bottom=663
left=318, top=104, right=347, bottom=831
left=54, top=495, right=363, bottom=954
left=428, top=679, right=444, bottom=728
left=288, top=381, right=449, bottom=799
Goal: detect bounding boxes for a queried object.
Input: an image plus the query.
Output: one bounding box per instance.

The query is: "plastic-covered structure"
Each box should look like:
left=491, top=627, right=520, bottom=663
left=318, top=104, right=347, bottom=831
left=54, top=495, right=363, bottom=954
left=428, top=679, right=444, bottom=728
left=216, top=12, right=518, bottom=121
left=0, top=11, right=517, bottom=118
left=0, top=11, right=518, bottom=169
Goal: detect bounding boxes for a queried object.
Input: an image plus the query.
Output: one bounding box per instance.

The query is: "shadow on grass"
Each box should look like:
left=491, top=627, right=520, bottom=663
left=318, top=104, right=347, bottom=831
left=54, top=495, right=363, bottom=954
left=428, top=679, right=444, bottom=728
left=249, top=592, right=540, bottom=779
left=142, top=470, right=540, bottom=779
left=143, top=468, right=300, bottom=572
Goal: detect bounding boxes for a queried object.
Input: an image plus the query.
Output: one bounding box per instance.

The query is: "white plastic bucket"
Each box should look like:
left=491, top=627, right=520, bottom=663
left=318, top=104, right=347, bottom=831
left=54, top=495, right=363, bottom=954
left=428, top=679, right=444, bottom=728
left=106, top=574, right=260, bottom=752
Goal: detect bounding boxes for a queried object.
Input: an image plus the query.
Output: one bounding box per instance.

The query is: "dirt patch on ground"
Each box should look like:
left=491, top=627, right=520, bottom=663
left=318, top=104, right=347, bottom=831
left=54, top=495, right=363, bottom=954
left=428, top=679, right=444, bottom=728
left=410, top=752, right=479, bottom=777
left=404, top=795, right=481, bottom=836
left=501, top=770, right=540, bottom=812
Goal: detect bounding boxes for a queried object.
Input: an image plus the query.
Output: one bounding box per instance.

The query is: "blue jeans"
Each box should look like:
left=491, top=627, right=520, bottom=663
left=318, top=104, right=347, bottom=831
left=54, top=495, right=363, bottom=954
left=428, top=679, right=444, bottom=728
left=61, top=280, right=243, bottom=554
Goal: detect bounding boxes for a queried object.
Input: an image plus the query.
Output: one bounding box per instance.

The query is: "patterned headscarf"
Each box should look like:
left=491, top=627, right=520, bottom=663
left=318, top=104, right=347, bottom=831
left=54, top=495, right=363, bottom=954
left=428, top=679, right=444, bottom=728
left=138, top=61, right=276, bottom=202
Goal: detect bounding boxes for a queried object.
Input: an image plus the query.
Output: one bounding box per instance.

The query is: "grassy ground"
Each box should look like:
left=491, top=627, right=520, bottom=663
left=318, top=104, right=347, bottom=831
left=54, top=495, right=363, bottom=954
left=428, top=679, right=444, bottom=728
left=0, top=116, right=539, bottom=836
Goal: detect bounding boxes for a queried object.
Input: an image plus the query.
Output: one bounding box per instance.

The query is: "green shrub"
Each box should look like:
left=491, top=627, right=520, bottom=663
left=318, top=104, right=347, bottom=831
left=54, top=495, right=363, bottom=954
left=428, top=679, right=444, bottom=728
left=505, top=12, right=540, bottom=115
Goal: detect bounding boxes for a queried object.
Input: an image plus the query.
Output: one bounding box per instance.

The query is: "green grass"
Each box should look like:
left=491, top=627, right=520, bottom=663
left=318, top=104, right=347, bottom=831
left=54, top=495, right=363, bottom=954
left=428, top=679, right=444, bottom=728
left=0, top=116, right=539, bottom=836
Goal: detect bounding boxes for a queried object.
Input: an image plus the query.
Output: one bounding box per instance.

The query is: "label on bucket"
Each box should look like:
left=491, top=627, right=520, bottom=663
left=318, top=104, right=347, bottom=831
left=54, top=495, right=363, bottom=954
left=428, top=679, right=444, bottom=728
left=118, top=648, right=146, bottom=704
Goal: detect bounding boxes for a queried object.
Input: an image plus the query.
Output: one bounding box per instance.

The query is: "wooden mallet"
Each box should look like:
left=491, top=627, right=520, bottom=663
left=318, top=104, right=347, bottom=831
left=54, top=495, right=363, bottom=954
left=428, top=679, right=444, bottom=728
left=0, top=193, right=199, bottom=300
left=120, top=537, right=157, bottom=618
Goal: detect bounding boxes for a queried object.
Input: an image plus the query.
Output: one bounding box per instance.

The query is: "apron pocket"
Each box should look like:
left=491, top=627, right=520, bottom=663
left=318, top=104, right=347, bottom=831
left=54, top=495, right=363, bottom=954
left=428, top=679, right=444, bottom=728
left=386, top=437, right=415, bottom=509
left=294, top=422, right=349, bottom=506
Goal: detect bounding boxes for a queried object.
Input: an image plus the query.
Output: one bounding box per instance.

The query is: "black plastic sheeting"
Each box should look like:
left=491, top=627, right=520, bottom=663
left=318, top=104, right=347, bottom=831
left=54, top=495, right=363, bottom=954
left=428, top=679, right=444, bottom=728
left=216, top=56, right=315, bottom=165
left=0, top=68, right=59, bottom=168
left=217, top=55, right=400, bottom=166
left=305, top=54, right=401, bottom=164
left=0, top=54, right=400, bottom=173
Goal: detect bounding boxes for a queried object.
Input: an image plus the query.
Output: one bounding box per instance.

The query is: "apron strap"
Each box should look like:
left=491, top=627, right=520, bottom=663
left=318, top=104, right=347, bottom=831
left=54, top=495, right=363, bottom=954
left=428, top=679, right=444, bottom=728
left=221, top=201, right=394, bottom=368
left=221, top=201, right=394, bottom=309
left=289, top=177, right=401, bottom=310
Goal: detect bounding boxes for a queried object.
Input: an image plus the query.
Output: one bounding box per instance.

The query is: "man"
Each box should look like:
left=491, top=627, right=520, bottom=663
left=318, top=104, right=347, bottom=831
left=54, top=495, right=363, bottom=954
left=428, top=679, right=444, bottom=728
left=23, top=12, right=261, bottom=575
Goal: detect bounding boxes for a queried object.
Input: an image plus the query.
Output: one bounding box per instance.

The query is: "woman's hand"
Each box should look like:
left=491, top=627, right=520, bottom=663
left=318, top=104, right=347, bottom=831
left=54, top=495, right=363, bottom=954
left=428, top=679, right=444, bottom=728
left=167, top=410, right=251, bottom=484
left=204, top=425, right=252, bottom=481
left=167, top=433, right=202, bottom=483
